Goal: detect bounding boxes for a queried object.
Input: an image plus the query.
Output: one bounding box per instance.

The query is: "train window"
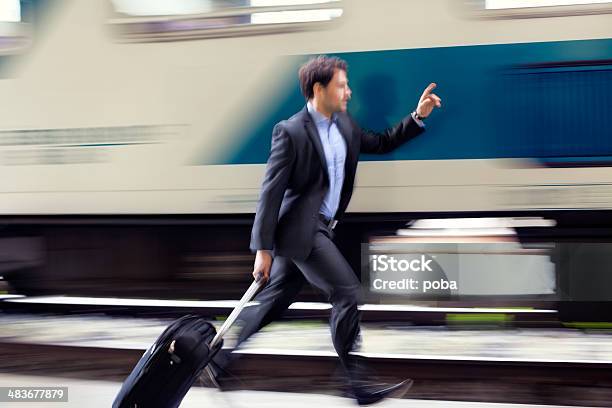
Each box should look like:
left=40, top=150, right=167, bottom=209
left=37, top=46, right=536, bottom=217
left=486, top=0, right=612, bottom=8
left=0, top=0, right=31, bottom=54
left=466, top=0, right=612, bottom=17
left=0, top=0, right=20, bottom=22
left=493, top=60, right=612, bottom=165
left=108, top=0, right=343, bottom=42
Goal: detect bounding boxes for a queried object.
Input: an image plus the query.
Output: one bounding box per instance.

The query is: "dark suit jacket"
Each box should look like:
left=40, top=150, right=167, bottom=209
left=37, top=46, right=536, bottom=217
left=250, top=106, right=425, bottom=260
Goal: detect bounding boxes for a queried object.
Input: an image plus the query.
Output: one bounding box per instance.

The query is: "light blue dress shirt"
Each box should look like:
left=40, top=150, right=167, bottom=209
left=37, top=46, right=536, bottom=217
left=307, top=102, right=347, bottom=220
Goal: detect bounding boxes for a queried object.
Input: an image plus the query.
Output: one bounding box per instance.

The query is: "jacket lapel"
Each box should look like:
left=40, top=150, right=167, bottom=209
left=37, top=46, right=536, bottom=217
left=301, top=107, right=329, bottom=180
left=335, top=113, right=356, bottom=215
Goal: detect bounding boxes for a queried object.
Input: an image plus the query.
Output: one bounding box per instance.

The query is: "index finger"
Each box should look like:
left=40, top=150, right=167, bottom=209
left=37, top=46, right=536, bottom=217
left=421, top=83, right=437, bottom=99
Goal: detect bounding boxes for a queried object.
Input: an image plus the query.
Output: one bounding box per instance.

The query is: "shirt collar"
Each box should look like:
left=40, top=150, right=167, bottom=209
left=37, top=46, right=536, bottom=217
left=306, top=101, right=337, bottom=125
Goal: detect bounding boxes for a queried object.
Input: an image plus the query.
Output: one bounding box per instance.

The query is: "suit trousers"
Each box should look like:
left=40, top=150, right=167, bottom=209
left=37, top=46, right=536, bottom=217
left=235, top=220, right=364, bottom=382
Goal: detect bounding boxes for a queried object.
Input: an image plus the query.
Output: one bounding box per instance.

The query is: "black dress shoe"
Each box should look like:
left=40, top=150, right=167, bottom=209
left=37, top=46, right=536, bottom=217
left=351, top=379, right=414, bottom=406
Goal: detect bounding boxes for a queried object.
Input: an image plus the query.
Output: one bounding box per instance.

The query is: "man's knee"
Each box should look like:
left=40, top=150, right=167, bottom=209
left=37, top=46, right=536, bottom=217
left=330, top=284, right=363, bottom=309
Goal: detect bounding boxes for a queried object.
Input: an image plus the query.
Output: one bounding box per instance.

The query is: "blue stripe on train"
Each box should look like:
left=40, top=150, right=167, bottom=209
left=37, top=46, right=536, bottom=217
left=205, top=38, right=612, bottom=166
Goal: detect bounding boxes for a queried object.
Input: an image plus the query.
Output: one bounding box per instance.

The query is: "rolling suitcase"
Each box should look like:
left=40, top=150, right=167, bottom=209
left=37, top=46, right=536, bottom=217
left=113, top=278, right=263, bottom=408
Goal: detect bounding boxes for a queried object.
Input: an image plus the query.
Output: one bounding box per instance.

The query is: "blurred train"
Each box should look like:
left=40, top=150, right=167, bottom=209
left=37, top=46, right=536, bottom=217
left=0, top=0, right=611, bottom=316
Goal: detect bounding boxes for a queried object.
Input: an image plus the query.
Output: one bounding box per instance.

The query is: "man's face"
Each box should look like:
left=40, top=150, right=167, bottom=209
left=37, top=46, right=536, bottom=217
left=320, top=68, right=351, bottom=113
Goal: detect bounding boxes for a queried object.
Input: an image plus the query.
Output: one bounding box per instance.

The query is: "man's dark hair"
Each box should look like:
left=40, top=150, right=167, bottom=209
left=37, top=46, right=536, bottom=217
left=298, top=56, right=348, bottom=101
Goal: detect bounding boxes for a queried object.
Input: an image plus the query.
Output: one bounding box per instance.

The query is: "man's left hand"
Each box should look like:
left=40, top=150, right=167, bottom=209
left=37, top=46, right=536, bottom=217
left=416, top=83, right=442, bottom=118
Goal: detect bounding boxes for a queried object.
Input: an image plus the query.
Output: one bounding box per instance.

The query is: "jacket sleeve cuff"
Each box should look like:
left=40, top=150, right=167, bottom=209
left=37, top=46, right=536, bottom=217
left=410, top=111, right=426, bottom=128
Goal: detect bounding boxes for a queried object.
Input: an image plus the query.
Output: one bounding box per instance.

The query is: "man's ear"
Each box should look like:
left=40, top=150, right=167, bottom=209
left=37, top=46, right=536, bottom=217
left=313, top=82, right=323, bottom=96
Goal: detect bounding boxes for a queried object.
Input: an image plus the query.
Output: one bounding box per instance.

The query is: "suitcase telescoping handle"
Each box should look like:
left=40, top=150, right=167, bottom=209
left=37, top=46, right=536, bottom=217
left=208, top=273, right=264, bottom=350
left=202, top=273, right=264, bottom=388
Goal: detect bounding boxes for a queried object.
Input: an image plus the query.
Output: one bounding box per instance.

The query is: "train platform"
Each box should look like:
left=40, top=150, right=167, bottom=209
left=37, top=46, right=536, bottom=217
left=0, top=312, right=609, bottom=364
left=1, top=311, right=612, bottom=406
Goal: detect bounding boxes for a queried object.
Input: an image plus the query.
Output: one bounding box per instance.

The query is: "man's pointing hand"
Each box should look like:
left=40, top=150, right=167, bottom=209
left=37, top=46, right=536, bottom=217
left=416, top=82, right=442, bottom=119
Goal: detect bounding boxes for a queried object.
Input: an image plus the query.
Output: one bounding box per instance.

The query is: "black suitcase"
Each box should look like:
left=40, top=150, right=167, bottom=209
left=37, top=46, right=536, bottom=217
left=113, top=278, right=262, bottom=408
